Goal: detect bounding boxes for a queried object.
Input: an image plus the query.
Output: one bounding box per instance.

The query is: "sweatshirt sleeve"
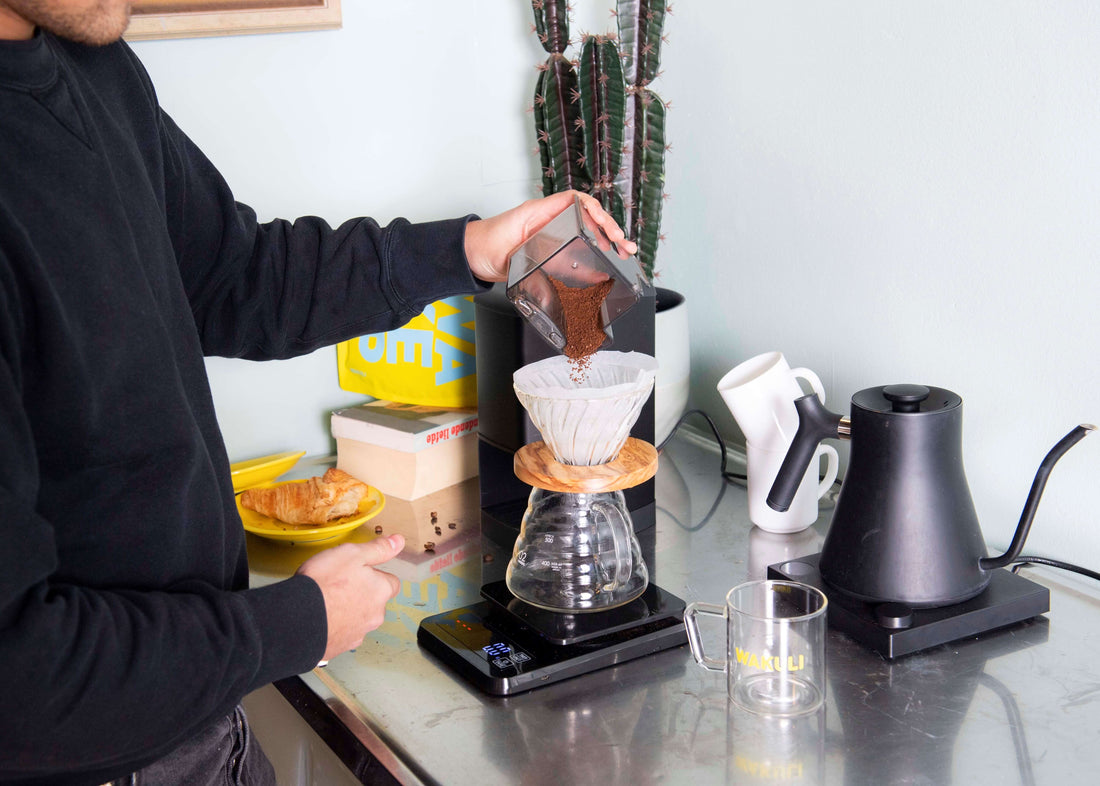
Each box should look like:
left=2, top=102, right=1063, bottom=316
left=0, top=507, right=326, bottom=780
left=0, top=271, right=327, bottom=778
left=0, top=38, right=393, bottom=782
left=155, top=109, right=489, bottom=361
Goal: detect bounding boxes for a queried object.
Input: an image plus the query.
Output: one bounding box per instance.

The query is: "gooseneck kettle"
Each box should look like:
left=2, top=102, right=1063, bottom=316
left=766, top=383, right=1093, bottom=608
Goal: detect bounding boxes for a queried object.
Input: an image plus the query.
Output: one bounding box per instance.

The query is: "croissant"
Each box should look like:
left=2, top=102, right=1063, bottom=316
left=240, top=468, right=369, bottom=525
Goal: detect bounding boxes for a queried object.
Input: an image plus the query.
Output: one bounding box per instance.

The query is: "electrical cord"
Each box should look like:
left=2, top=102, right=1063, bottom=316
left=1010, top=556, right=1100, bottom=583
left=658, top=407, right=1100, bottom=586
left=656, top=407, right=746, bottom=483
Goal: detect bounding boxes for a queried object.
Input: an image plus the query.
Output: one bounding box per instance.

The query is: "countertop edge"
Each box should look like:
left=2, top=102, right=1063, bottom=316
left=273, top=673, right=420, bottom=786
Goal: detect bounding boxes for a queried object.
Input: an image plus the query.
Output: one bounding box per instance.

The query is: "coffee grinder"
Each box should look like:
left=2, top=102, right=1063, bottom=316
left=418, top=196, right=686, bottom=695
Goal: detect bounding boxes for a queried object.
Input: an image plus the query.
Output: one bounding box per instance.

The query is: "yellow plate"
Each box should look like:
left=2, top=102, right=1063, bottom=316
left=237, top=480, right=385, bottom=545
left=230, top=450, right=307, bottom=493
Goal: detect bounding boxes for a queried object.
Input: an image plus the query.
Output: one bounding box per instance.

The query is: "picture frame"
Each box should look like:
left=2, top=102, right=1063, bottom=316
left=125, top=0, right=341, bottom=41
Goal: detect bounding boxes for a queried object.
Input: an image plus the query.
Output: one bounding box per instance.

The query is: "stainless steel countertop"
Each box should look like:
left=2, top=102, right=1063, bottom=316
left=246, top=432, right=1100, bottom=785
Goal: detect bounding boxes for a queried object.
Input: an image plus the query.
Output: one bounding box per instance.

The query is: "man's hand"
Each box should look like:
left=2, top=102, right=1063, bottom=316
left=297, top=534, right=405, bottom=661
left=464, top=190, right=638, bottom=283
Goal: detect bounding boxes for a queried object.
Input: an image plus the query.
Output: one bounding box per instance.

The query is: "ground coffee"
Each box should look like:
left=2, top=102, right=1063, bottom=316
left=549, top=277, right=615, bottom=382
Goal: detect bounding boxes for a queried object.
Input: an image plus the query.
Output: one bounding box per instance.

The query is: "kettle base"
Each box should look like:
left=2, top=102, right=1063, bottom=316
left=768, top=553, right=1049, bottom=659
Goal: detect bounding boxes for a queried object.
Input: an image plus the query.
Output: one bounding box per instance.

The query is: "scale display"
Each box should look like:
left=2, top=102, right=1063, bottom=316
left=418, top=582, right=687, bottom=696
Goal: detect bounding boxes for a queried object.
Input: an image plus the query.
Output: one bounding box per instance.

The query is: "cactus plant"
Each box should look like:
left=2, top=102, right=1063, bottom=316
left=531, top=0, right=669, bottom=279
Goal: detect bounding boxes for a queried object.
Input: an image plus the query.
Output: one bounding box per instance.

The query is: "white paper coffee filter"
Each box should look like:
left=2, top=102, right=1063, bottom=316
left=513, top=352, right=658, bottom=465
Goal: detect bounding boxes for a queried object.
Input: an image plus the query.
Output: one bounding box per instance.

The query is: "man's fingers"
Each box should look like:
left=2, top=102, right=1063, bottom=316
left=357, top=533, right=405, bottom=566
left=381, top=569, right=401, bottom=598
left=577, top=193, right=639, bottom=257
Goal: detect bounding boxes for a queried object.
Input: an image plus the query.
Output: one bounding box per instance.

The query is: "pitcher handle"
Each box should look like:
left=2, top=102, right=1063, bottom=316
left=593, top=499, right=632, bottom=589
left=684, top=601, right=727, bottom=672
left=816, top=444, right=839, bottom=499
left=790, top=366, right=826, bottom=404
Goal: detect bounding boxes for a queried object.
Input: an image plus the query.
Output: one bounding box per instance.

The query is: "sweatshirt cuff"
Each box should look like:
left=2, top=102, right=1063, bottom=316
left=242, top=574, right=327, bottom=689
left=383, top=215, right=490, bottom=317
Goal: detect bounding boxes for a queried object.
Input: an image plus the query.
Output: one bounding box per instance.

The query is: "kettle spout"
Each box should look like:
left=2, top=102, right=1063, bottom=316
left=979, top=424, right=1096, bottom=571
left=766, top=394, right=845, bottom=513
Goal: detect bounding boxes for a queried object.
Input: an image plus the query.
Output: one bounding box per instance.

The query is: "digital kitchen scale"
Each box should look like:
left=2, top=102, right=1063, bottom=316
left=417, top=580, right=687, bottom=696
left=769, top=553, right=1050, bottom=659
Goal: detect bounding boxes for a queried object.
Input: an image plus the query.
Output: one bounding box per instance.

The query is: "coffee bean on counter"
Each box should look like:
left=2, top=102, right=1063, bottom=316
left=434, top=526, right=442, bottom=535
left=424, top=542, right=436, bottom=552
left=374, top=525, right=383, bottom=534
left=448, top=522, right=457, bottom=530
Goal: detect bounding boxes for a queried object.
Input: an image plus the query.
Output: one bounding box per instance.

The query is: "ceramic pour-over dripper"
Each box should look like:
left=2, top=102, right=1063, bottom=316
left=506, top=351, right=658, bottom=612
left=513, top=351, right=658, bottom=466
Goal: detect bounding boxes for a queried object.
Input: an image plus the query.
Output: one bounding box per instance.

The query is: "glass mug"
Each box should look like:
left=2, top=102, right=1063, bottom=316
left=685, top=580, right=828, bottom=716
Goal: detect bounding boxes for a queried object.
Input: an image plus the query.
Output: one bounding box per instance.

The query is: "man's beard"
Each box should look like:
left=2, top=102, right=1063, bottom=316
left=3, top=0, right=132, bottom=46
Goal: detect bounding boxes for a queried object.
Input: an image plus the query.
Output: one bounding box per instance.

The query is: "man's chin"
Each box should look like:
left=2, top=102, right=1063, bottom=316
left=18, top=0, right=133, bottom=46
left=70, top=12, right=132, bottom=46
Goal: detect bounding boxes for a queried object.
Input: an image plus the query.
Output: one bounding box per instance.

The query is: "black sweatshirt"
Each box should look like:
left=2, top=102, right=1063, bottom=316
left=0, top=32, right=486, bottom=785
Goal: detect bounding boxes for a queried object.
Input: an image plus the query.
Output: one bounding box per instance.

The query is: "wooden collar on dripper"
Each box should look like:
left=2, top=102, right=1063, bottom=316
left=514, top=438, right=658, bottom=494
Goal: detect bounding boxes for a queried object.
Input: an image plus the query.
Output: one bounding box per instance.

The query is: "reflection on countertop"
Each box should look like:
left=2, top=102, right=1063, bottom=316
left=248, top=433, right=1100, bottom=786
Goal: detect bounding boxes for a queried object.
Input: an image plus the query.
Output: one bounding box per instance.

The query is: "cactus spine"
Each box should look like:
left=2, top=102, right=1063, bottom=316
left=531, top=0, right=669, bottom=279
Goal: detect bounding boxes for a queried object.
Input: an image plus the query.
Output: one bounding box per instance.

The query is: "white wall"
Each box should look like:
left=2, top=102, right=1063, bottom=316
left=131, top=1, right=542, bottom=461
left=656, top=1, right=1100, bottom=568
left=134, top=2, right=1100, bottom=570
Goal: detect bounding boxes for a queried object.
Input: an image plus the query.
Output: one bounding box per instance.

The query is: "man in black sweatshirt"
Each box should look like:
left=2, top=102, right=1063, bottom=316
left=0, top=2, right=636, bottom=784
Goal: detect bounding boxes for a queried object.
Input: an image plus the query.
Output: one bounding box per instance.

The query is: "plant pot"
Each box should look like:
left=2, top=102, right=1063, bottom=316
left=654, top=287, right=689, bottom=446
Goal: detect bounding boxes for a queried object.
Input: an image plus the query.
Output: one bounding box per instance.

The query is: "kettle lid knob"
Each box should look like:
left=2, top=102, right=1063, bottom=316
left=882, top=384, right=930, bottom=412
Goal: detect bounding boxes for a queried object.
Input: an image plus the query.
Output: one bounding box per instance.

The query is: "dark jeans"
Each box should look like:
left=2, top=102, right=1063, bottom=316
left=106, top=705, right=276, bottom=786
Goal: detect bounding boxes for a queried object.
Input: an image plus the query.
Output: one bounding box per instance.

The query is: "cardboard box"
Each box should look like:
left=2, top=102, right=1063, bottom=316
left=331, top=400, right=478, bottom=500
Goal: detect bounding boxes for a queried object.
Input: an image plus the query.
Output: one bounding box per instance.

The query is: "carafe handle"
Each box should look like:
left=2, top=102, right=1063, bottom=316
left=593, top=499, right=632, bottom=590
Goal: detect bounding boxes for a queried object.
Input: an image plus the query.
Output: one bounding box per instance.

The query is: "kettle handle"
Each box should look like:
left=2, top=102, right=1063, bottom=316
left=767, top=394, right=844, bottom=513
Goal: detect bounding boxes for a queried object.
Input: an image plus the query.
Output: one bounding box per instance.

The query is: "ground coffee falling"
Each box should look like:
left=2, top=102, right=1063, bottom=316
left=549, top=276, right=615, bottom=382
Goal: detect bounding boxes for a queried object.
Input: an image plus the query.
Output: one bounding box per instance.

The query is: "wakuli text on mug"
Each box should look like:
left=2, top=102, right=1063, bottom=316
left=684, top=580, right=827, bottom=716
left=726, top=706, right=825, bottom=784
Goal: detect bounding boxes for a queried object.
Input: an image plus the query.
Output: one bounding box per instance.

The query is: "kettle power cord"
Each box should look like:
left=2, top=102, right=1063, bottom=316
left=658, top=408, right=1100, bottom=586
left=1010, top=556, right=1100, bottom=584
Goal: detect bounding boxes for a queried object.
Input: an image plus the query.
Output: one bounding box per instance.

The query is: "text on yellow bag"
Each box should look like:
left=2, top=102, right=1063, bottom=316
left=336, top=295, right=477, bottom=408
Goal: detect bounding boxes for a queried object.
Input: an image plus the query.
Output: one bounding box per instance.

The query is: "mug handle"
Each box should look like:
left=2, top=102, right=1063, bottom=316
left=816, top=444, right=839, bottom=500
left=790, top=367, right=826, bottom=404
left=684, top=601, right=727, bottom=672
